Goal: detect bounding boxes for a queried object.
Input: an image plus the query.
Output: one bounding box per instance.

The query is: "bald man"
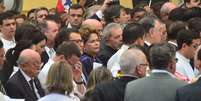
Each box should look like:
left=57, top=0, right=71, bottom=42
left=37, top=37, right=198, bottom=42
left=5, top=49, right=45, bottom=101
left=82, top=19, right=103, bottom=36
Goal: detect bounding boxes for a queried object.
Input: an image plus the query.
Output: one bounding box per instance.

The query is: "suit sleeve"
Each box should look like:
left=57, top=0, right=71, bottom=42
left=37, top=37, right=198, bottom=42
left=89, top=86, right=105, bottom=101
left=5, top=81, right=22, bottom=98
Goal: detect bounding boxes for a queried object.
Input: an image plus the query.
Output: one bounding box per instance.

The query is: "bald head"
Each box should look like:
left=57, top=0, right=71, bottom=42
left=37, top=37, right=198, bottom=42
left=82, top=19, right=103, bottom=32
left=160, top=2, right=177, bottom=14
left=18, top=49, right=41, bottom=77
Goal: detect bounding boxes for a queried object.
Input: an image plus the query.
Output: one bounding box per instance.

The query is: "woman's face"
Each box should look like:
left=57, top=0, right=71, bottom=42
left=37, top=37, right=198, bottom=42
left=35, top=39, right=46, bottom=55
left=84, top=33, right=100, bottom=56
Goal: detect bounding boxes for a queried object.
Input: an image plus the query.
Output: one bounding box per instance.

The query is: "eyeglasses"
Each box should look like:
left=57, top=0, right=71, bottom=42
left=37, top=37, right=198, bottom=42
left=69, top=39, right=83, bottom=43
left=38, top=14, right=47, bottom=18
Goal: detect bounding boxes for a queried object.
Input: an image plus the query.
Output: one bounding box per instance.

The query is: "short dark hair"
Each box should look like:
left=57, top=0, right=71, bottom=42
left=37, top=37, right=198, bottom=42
left=27, top=8, right=36, bottom=18
left=167, top=21, right=187, bottom=40
left=45, top=14, right=61, bottom=25
left=56, top=41, right=81, bottom=59
left=150, top=43, right=176, bottom=69
left=169, top=7, right=185, bottom=21
left=69, top=4, right=85, bottom=16
left=122, top=22, right=145, bottom=44
left=183, top=7, right=201, bottom=21
left=54, top=27, right=79, bottom=49
left=188, top=17, right=201, bottom=33
left=177, top=29, right=200, bottom=50
left=0, top=11, right=15, bottom=25
left=197, top=47, right=201, bottom=60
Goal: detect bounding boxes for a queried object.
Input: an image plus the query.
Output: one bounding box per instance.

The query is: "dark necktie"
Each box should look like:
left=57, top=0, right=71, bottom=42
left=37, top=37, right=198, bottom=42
left=29, top=79, right=38, bottom=99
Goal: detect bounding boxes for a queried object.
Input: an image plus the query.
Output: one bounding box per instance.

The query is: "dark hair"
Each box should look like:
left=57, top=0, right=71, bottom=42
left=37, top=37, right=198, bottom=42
left=27, top=8, right=36, bottom=18
left=103, top=4, right=121, bottom=24
left=167, top=21, right=187, bottom=40
left=169, top=7, right=186, bottom=21
left=177, top=29, right=200, bottom=50
left=69, top=4, right=85, bottom=16
left=150, top=43, right=176, bottom=69
left=15, top=24, right=38, bottom=42
left=188, top=17, right=201, bottom=33
left=183, top=7, right=201, bottom=21
left=54, top=27, right=79, bottom=49
left=5, top=40, right=34, bottom=66
left=131, top=7, right=146, bottom=18
left=56, top=42, right=81, bottom=59
left=0, top=11, right=15, bottom=25
left=139, top=13, right=159, bottom=33
left=21, top=26, right=47, bottom=45
left=122, top=23, right=145, bottom=44
left=0, top=40, right=3, bottom=48
left=35, top=7, right=49, bottom=14
left=45, top=14, right=61, bottom=25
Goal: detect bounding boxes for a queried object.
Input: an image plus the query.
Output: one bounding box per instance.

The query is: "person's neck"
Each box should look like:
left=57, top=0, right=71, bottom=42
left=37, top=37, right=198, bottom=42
left=46, top=40, right=54, bottom=48
left=2, top=35, right=13, bottom=41
left=178, top=50, right=190, bottom=59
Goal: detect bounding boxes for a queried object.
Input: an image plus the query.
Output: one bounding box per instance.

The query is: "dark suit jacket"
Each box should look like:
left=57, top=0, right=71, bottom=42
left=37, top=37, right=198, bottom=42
left=5, top=70, right=45, bottom=101
left=176, top=77, right=201, bottom=101
left=124, top=72, right=187, bottom=101
left=89, top=76, right=137, bottom=101
left=41, top=51, right=49, bottom=67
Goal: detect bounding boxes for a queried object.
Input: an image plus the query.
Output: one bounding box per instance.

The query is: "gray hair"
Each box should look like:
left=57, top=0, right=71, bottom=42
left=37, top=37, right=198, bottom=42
left=119, top=47, right=145, bottom=75
left=17, top=55, right=29, bottom=66
left=139, top=13, right=159, bottom=27
left=150, top=43, right=176, bottom=69
left=102, top=23, right=122, bottom=39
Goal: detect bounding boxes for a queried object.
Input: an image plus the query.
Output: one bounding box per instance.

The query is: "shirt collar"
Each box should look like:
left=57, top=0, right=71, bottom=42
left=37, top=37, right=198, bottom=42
left=20, top=69, right=32, bottom=82
left=176, top=51, right=190, bottom=63
left=144, top=41, right=151, bottom=46
left=152, top=69, right=176, bottom=78
left=168, top=41, right=178, bottom=47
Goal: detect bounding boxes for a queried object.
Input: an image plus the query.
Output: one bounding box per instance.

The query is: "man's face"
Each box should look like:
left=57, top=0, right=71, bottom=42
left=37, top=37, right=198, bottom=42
left=187, top=0, right=201, bottom=8
left=44, top=21, right=59, bottom=42
left=185, top=39, right=201, bottom=59
left=107, top=27, right=123, bottom=50
left=1, top=18, right=16, bottom=38
left=151, top=21, right=166, bottom=44
left=69, top=32, right=84, bottom=52
left=118, top=9, right=130, bottom=24
left=36, top=9, right=48, bottom=22
left=68, top=8, right=84, bottom=28
left=133, top=11, right=146, bottom=22
left=23, top=55, right=42, bottom=77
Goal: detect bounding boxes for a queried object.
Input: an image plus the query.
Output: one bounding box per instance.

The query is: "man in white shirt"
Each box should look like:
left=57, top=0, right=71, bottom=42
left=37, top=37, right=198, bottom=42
left=38, top=42, right=86, bottom=96
left=0, top=11, right=16, bottom=52
left=176, top=29, right=200, bottom=81
left=107, top=23, right=145, bottom=77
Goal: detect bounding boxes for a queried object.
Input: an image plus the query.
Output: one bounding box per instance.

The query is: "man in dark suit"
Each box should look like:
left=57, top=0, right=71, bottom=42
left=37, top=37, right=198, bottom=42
left=89, top=47, right=148, bottom=101
left=176, top=46, right=201, bottom=101
left=124, top=43, right=187, bottom=101
left=5, top=49, right=45, bottom=101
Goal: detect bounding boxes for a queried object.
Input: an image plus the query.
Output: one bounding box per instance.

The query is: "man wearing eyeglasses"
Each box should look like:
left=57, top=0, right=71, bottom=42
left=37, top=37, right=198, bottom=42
left=89, top=47, right=147, bottom=101
left=124, top=43, right=187, bottom=101
left=176, top=29, right=200, bottom=82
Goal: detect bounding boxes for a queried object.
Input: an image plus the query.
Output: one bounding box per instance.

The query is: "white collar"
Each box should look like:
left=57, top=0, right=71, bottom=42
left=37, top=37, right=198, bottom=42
left=168, top=41, right=178, bottom=47
left=152, top=69, right=176, bottom=78
left=20, top=69, right=32, bottom=82
left=176, top=51, right=190, bottom=63
left=144, top=41, right=151, bottom=46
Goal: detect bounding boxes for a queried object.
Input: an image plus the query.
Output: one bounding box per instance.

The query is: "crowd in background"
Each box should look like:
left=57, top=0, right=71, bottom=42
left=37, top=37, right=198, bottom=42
left=0, top=0, right=201, bottom=101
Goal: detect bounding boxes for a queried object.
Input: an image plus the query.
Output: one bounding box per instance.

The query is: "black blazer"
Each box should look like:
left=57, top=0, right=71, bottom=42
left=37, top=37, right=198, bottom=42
left=89, top=76, right=137, bottom=101
left=176, top=77, right=201, bottom=101
left=41, top=51, right=49, bottom=67
left=5, top=70, right=45, bottom=101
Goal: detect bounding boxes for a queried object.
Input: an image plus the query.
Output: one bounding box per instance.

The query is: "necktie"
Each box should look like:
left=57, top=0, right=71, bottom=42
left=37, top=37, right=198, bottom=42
left=29, top=79, right=38, bottom=99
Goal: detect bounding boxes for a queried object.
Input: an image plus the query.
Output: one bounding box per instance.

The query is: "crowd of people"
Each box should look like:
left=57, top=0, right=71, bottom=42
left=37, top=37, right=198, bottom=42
left=0, top=0, right=201, bottom=101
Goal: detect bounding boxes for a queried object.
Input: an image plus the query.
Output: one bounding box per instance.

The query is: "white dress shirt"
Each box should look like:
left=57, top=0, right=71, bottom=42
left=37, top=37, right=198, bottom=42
left=107, top=44, right=129, bottom=77
left=0, top=92, right=24, bottom=101
left=44, top=46, right=56, bottom=59
left=38, top=59, right=55, bottom=89
left=1, top=37, right=16, bottom=53
left=176, top=52, right=196, bottom=80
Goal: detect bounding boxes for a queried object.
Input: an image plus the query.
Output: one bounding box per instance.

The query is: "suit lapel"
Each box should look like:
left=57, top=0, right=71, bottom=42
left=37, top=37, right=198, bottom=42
left=18, top=70, right=38, bottom=100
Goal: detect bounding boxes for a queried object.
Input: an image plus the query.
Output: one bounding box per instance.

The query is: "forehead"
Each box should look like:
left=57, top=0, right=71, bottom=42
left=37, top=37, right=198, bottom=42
left=2, top=18, right=15, bottom=24
left=37, top=9, right=48, bottom=15
left=70, top=32, right=81, bottom=37
left=69, top=8, right=83, bottom=14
